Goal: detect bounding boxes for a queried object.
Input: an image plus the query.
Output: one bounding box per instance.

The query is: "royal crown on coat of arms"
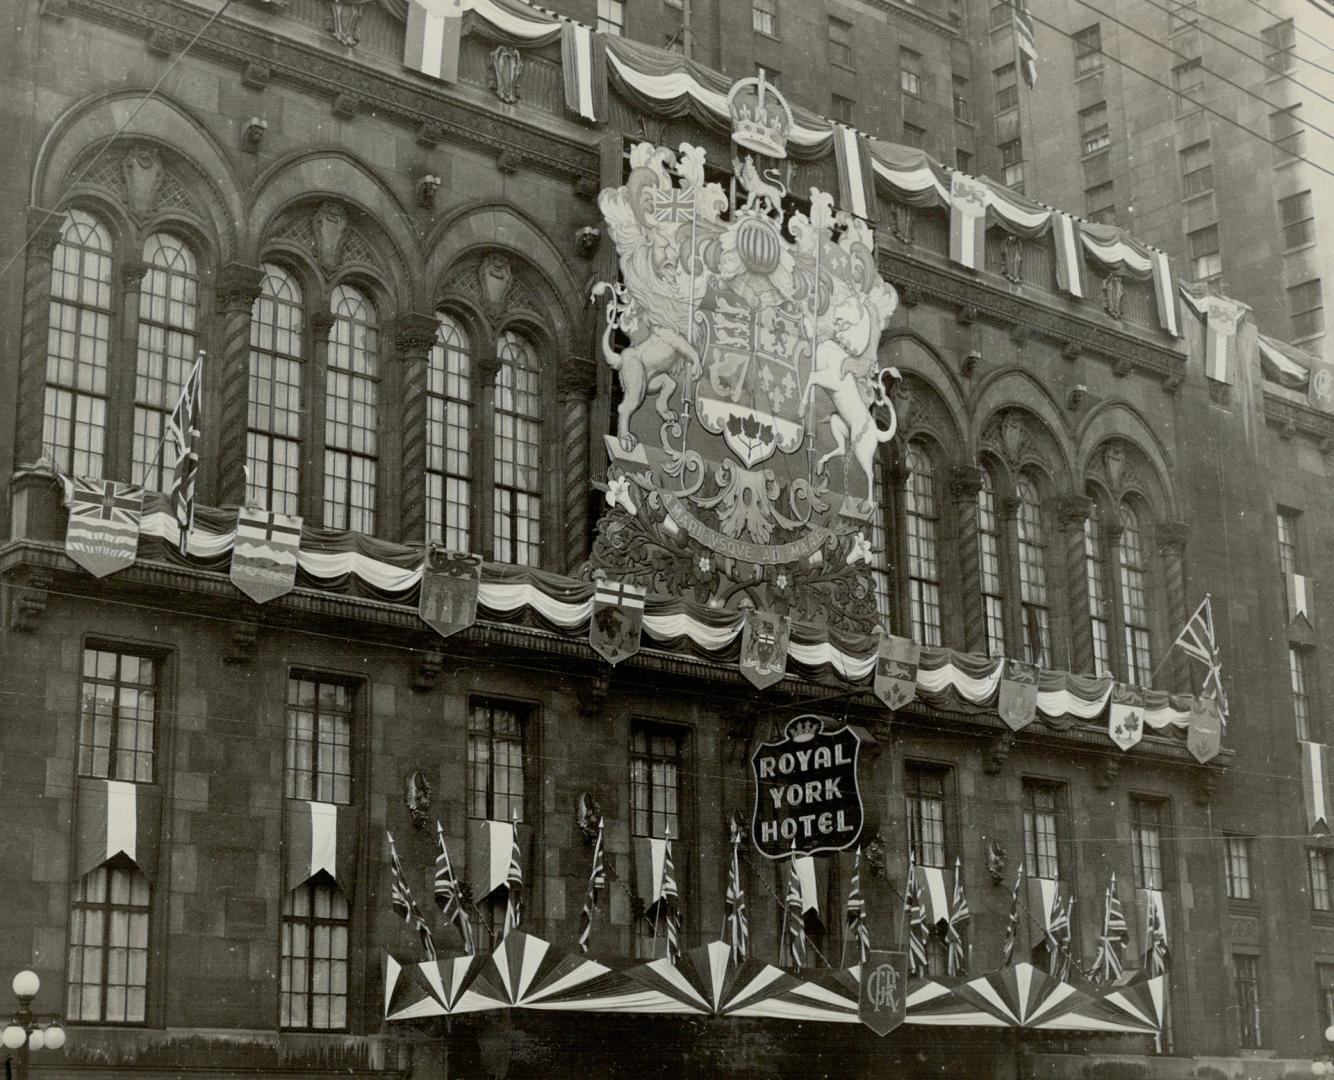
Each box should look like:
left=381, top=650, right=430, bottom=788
left=586, top=112, right=901, bottom=635
left=726, top=69, right=793, bottom=159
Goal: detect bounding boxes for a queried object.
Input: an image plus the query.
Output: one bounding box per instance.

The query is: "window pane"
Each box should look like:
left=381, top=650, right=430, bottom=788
left=78, top=647, right=156, bottom=783
left=631, top=725, right=683, bottom=839
left=468, top=702, right=525, bottom=821
left=494, top=332, right=542, bottom=566
left=248, top=265, right=304, bottom=514
left=67, top=864, right=150, bottom=1023
left=427, top=314, right=472, bottom=550
left=281, top=880, right=349, bottom=1030
left=286, top=676, right=354, bottom=805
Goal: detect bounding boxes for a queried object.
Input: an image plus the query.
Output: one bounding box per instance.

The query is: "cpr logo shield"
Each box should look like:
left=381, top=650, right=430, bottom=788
left=859, top=949, right=908, bottom=1036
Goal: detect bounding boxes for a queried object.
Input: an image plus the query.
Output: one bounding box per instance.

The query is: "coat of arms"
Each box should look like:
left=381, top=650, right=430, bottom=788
left=588, top=119, right=901, bottom=637
left=230, top=506, right=302, bottom=604
left=589, top=578, right=646, bottom=665
left=65, top=477, right=144, bottom=578
left=419, top=548, right=481, bottom=639
left=998, top=659, right=1039, bottom=732
left=874, top=634, right=920, bottom=711
left=1108, top=684, right=1145, bottom=752
left=740, top=609, right=790, bottom=690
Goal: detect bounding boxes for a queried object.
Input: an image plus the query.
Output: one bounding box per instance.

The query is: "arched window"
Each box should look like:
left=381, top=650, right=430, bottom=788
left=1016, top=476, right=1050, bottom=667
left=247, top=264, right=304, bottom=515
left=494, top=330, right=542, bottom=566
left=1119, top=505, right=1153, bottom=683
left=44, top=209, right=113, bottom=477
left=977, top=470, right=1006, bottom=657
left=324, top=284, right=379, bottom=532
left=905, top=445, right=942, bottom=646
left=427, top=314, right=472, bottom=550
left=280, top=877, right=349, bottom=1030
left=133, top=233, right=199, bottom=489
left=1084, top=503, right=1113, bottom=676
left=67, top=861, right=150, bottom=1023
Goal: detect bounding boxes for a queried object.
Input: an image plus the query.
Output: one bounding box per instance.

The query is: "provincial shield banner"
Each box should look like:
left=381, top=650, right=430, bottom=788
left=1108, top=684, right=1145, bottom=752
left=874, top=633, right=920, bottom=710
left=230, top=506, right=302, bottom=604
left=65, top=476, right=144, bottom=578
left=740, top=609, right=790, bottom=690
left=1186, top=696, right=1223, bottom=764
left=589, top=579, right=646, bottom=664
left=750, top=715, right=862, bottom=858
left=419, top=548, right=482, bottom=639
left=859, top=949, right=908, bottom=1037
left=998, top=659, right=1039, bottom=731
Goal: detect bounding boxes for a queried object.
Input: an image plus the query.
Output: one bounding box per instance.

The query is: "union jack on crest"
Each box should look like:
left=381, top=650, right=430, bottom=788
left=651, top=185, right=697, bottom=224
left=69, top=477, right=144, bottom=525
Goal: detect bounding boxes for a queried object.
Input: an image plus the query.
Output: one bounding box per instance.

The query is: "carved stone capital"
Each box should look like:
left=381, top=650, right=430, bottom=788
left=27, top=209, right=67, bottom=258
left=1060, top=341, right=1081, bottom=363
left=215, top=262, right=265, bottom=314
left=956, top=303, right=978, bottom=325
left=396, top=312, right=439, bottom=361
left=310, top=310, right=337, bottom=342
left=224, top=621, right=258, bottom=663
left=575, top=175, right=601, bottom=201
left=496, top=149, right=523, bottom=174
left=559, top=360, right=597, bottom=400
left=899, top=283, right=922, bottom=307
left=999, top=494, right=1023, bottom=521
left=1058, top=494, right=1093, bottom=528
left=147, top=28, right=176, bottom=55
left=332, top=93, right=360, bottom=120
left=7, top=570, right=52, bottom=633
left=1155, top=521, right=1189, bottom=558
left=121, top=260, right=151, bottom=291
left=243, top=61, right=270, bottom=88
left=950, top=464, right=983, bottom=501
left=415, top=121, right=445, bottom=148
left=1009, top=323, right=1031, bottom=347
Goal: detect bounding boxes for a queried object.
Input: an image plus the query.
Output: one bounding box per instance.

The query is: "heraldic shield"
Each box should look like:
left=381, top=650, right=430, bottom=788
left=859, top=949, right=908, bottom=1037
left=419, top=549, right=481, bottom=640
left=589, top=579, right=646, bottom=665
left=1108, top=684, right=1145, bottom=752
left=998, top=659, right=1039, bottom=731
left=65, top=477, right=144, bottom=578
left=230, top=507, right=302, bottom=604
left=740, top=610, right=790, bottom=690
left=874, top=634, right=920, bottom=710
left=750, top=715, right=863, bottom=859
left=1187, top=696, right=1223, bottom=764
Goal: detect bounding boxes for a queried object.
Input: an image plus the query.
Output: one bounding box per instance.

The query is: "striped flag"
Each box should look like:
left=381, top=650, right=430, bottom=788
left=1170, top=595, right=1228, bottom=723
left=165, top=354, right=203, bottom=554
left=1013, top=0, right=1038, bottom=87
left=785, top=844, right=807, bottom=970
left=578, top=817, right=606, bottom=954
left=504, top=822, right=523, bottom=936
left=945, top=856, right=970, bottom=976
left=905, top=850, right=929, bottom=977
left=1092, top=873, right=1127, bottom=984
left=661, top=835, right=681, bottom=965
left=1000, top=863, right=1024, bottom=967
left=845, top=848, right=870, bottom=967
left=1051, top=894, right=1075, bottom=980
left=433, top=820, right=474, bottom=954
left=386, top=831, right=436, bottom=960
left=724, top=816, right=749, bottom=963
left=1144, top=891, right=1169, bottom=977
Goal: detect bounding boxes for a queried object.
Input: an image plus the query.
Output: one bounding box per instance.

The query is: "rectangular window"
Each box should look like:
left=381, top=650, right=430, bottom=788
left=468, top=701, right=526, bottom=821
left=1188, top=225, right=1222, bottom=282
left=1262, top=18, right=1296, bottom=73
left=752, top=0, right=777, bottom=35
left=1310, top=849, right=1333, bottom=911
left=427, top=316, right=472, bottom=551
left=999, top=137, right=1024, bottom=191
left=1291, top=646, right=1312, bottom=741
left=78, top=647, right=157, bottom=784
left=67, top=864, right=150, bottom=1024
left=1280, top=191, right=1315, bottom=250
left=1181, top=141, right=1213, bottom=197
left=906, top=763, right=950, bottom=868
left=324, top=289, right=379, bottom=534
left=905, top=446, right=942, bottom=647
left=247, top=267, right=304, bottom=517
left=953, top=75, right=971, bottom=122
left=828, top=17, right=853, bottom=68
left=832, top=94, right=855, bottom=125
left=281, top=879, right=348, bottom=1030
left=994, top=62, right=1018, bottom=113
left=1318, top=963, right=1334, bottom=1036
left=1233, top=953, right=1262, bottom=1048
left=1080, top=102, right=1110, bottom=155
left=1022, top=780, right=1063, bottom=880
left=956, top=148, right=973, bottom=172
left=1132, top=798, right=1166, bottom=890
left=631, top=724, right=683, bottom=838
left=1225, top=836, right=1252, bottom=900
left=1174, top=59, right=1205, bottom=114
left=1074, top=24, right=1102, bottom=76
left=286, top=676, right=354, bottom=805
left=989, top=1, right=1012, bottom=29
left=978, top=475, right=1006, bottom=657
left=1278, top=507, right=1300, bottom=574
left=902, top=122, right=927, bottom=149
left=1085, top=511, right=1113, bottom=677
left=1086, top=182, right=1115, bottom=225
left=1271, top=105, right=1305, bottom=162
left=1119, top=517, right=1152, bottom=684
left=1289, top=279, right=1326, bottom=340
left=596, top=0, right=624, bottom=35
left=900, top=48, right=922, bottom=97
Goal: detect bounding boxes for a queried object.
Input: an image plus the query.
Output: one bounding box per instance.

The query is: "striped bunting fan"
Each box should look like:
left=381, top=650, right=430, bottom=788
left=383, top=951, right=501, bottom=1021
left=950, top=962, right=1081, bottom=1029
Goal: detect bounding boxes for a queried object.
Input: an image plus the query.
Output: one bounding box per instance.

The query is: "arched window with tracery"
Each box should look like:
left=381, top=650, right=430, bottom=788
left=426, top=314, right=472, bottom=551
left=1119, top=504, right=1153, bottom=683
left=494, top=329, right=542, bottom=566
left=1084, top=502, right=1113, bottom=676
left=1016, top=476, right=1050, bottom=667
left=44, top=209, right=113, bottom=477
left=324, top=283, right=379, bottom=532
left=247, top=264, right=304, bottom=515
left=905, top=444, right=942, bottom=645
left=977, top=469, right=1006, bottom=657
left=133, top=233, right=199, bottom=489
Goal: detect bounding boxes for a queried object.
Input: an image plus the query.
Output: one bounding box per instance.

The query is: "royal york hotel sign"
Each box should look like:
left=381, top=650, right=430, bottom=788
left=750, top=715, right=864, bottom=858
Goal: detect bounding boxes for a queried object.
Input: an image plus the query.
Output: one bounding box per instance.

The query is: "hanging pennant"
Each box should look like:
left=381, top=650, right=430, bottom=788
left=1185, top=697, right=1222, bottom=765
left=230, top=506, right=302, bottom=604
left=1108, top=684, right=1145, bottom=752
left=65, top=476, right=144, bottom=578
left=740, top=610, right=790, bottom=690
left=997, top=659, right=1039, bottom=731
left=283, top=800, right=359, bottom=896
left=419, top=548, right=482, bottom=639
left=1300, top=740, right=1331, bottom=835
left=589, top=579, right=646, bottom=664
left=859, top=949, right=909, bottom=1036
left=1287, top=571, right=1314, bottom=630
left=74, top=777, right=161, bottom=880
left=873, top=634, right=920, bottom=710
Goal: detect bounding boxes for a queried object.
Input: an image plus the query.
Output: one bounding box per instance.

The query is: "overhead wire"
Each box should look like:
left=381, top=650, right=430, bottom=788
left=1237, top=0, right=1334, bottom=61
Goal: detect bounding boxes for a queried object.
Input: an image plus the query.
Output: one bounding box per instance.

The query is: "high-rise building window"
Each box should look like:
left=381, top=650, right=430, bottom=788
left=994, top=63, right=1018, bottom=113
left=324, top=284, right=379, bottom=533
left=1291, top=645, right=1312, bottom=741
left=999, top=138, right=1024, bottom=191
left=1261, top=19, right=1296, bottom=74
left=596, top=0, right=624, bottom=35
left=1277, top=507, right=1300, bottom=574
left=1085, top=506, right=1113, bottom=676
left=286, top=676, right=354, bottom=805
left=988, top=1, right=1012, bottom=29
left=44, top=208, right=113, bottom=478
left=1188, top=225, right=1222, bottom=283
left=1131, top=797, right=1165, bottom=890
left=1271, top=105, right=1305, bottom=162
left=1225, top=836, right=1252, bottom=900
left=78, top=647, right=157, bottom=783
left=906, top=763, right=950, bottom=868
left=67, top=862, right=150, bottom=1023
left=902, top=122, right=927, bottom=149
left=953, top=75, right=971, bottom=122
left=1173, top=59, right=1205, bottom=114
left=1180, top=141, right=1213, bottom=197
left=1280, top=191, right=1315, bottom=250
left=1310, top=849, right=1333, bottom=911
left=281, top=879, right=349, bottom=1030
left=828, top=17, right=853, bottom=68
left=468, top=701, right=526, bottom=821
left=832, top=94, right=855, bottom=124
left=1016, top=477, right=1051, bottom=668
left=900, top=48, right=922, bottom=96
left=978, top=470, right=1006, bottom=657
left=427, top=313, right=472, bottom=551
left=133, top=233, right=198, bottom=490
left=1118, top=506, right=1152, bottom=685
left=1086, top=182, right=1115, bottom=224
left=1073, top=24, right=1102, bottom=76
left=905, top=445, right=942, bottom=646
left=752, top=0, right=777, bottom=36
left=631, top=725, right=682, bottom=839
left=1080, top=102, right=1110, bottom=154
left=494, top=330, right=542, bottom=566
left=1232, top=953, right=1262, bottom=1048
left=956, top=148, right=973, bottom=172
left=1022, top=780, right=1063, bottom=880
left=1289, top=279, right=1325, bottom=340
left=248, top=264, right=304, bottom=515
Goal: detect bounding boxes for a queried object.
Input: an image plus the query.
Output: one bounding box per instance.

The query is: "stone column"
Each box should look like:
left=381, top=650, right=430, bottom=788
left=1103, top=518, right=1127, bottom=677
left=885, top=455, right=911, bottom=638
left=1156, top=521, right=1191, bottom=693
left=395, top=312, right=439, bottom=544
left=14, top=209, right=67, bottom=468
left=559, top=359, right=597, bottom=573
left=1059, top=494, right=1095, bottom=676
left=950, top=465, right=985, bottom=653
left=213, top=263, right=264, bottom=507
left=116, top=259, right=150, bottom=478
left=1000, top=494, right=1024, bottom=658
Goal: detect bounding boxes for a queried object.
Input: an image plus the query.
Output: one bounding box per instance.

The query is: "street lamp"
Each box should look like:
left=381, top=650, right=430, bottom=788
left=2, top=971, right=66, bottom=1080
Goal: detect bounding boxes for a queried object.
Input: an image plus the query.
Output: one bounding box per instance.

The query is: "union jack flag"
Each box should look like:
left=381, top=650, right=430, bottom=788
left=1013, top=0, right=1038, bottom=87
left=69, top=477, right=144, bottom=524
left=578, top=817, right=606, bottom=955
left=661, top=836, right=681, bottom=965
left=652, top=185, right=696, bottom=224
left=845, top=847, right=870, bottom=967
left=945, top=856, right=970, bottom=976
left=1000, top=863, right=1024, bottom=967
left=1144, top=891, right=1169, bottom=977
left=1091, top=873, right=1127, bottom=984
left=1171, top=595, right=1228, bottom=723
left=724, top=816, right=749, bottom=963
left=165, top=355, right=203, bottom=553
left=386, top=831, right=436, bottom=961
left=433, top=820, right=474, bottom=954
left=504, top=822, right=524, bottom=936
left=905, top=850, right=929, bottom=977
left=1051, top=893, right=1075, bottom=980
left=785, top=844, right=807, bottom=970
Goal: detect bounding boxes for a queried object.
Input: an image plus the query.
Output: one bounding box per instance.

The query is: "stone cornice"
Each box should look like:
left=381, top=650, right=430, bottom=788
left=1263, top=387, right=1334, bottom=446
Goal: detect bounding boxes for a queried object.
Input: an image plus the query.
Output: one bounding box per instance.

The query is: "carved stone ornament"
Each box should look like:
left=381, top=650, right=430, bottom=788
left=121, top=147, right=163, bottom=215
left=861, top=826, right=888, bottom=881
left=412, top=648, right=445, bottom=692
left=1104, top=443, right=1127, bottom=492
left=7, top=569, right=52, bottom=633
left=405, top=770, right=433, bottom=829
left=983, top=733, right=1013, bottom=775
left=312, top=201, right=347, bottom=274
left=478, top=253, right=512, bottom=322
left=1000, top=412, right=1025, bottom=466
left=1002, top=234, right=1023, bottom=284
left=328, top=0, right=371, bottom=47
left=579, top=670, right=611, bottom=722
left=1102, top=272, right=1125, bottom=320
left=224, top=621, right=258, bottom=664
left=1093, top=757, right=1120, bottom=790
left=576, top=792, right=602, bottom=841
left=491, top=45, right=524, bottom=104
left=985, top=838, right=1007, bottom=884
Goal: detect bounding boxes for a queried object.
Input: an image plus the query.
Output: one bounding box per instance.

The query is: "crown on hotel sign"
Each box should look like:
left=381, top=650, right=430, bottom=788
left=726, top=69, right=794, bottom=160
left=785, top=715, right=824, bottom=743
